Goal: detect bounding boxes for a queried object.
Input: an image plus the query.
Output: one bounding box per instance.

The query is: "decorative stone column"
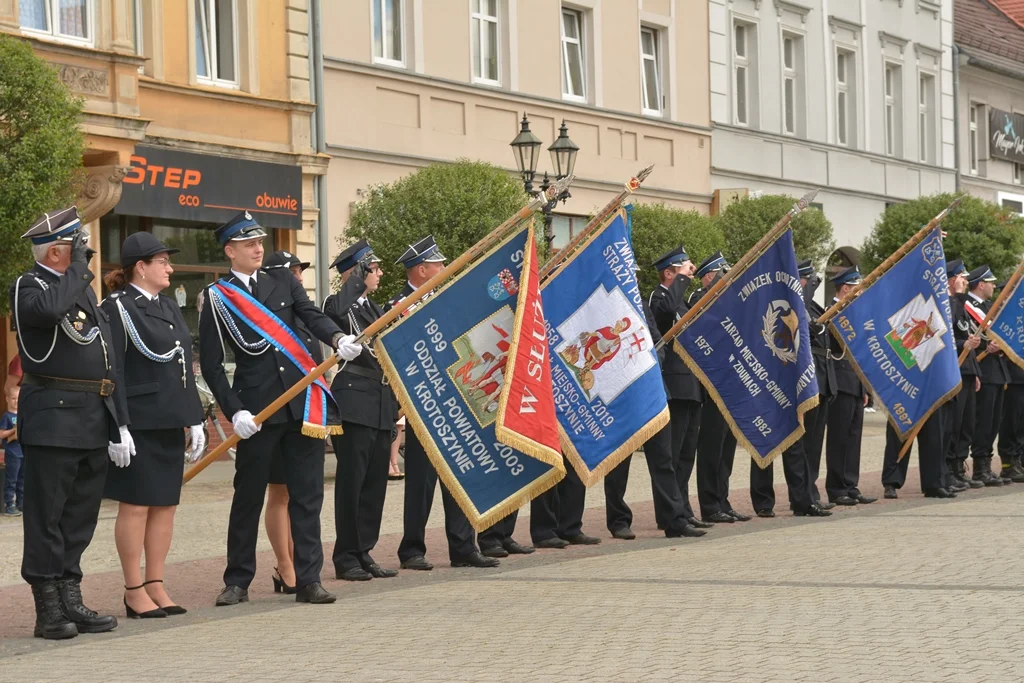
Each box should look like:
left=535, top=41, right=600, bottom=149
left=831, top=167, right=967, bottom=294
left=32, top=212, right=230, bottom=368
left=78, top=164, right=129, bottom=225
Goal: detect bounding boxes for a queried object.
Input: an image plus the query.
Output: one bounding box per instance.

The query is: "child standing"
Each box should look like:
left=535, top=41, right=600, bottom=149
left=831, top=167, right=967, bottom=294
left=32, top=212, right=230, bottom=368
left=1, top=385, right=22, bottom=516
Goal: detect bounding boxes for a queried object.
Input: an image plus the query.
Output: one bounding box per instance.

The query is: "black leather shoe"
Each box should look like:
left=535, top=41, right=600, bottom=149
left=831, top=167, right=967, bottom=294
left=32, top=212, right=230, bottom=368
left=337, top=567, right=373, bottom=582
left=817, top=500, right=836, bottom=510
left=295, top=582, right=337, bottom=604
left=502, top=540, right=535, bottom=555
left=755, top=509, right=775, bottom=518
left=948, top=480, right=968, bottom=493
left=365, top=563, right=398, bottom=578
left=57, top=579, right=117, bottom=633
left=923, top=487, right=957, bottom=498
left=481, top=545, right=509, bottom=558
left=687, top=517, right=714, bottom=529
left=666, top=524, right=707, bottom=538
left=563, top=533, right=601, bottom=545
left=794, top=504, right=832, bottom=517
left=832, top=495, right=858, bottom=506
left=400, top=556, right=434, bottom=571
left=704, top=511, right=735, bottom=524
left=535, top=537, right=570, bottom=549
left=215, top=585, right=249, bottom=606
left=884, top=485, right=898, bottom=499
left=451, top=551, right=500, bottom=568
left=852, top=494, right=877, bottom=504
left=726, top=510, right=752, bottom=522
left=611, top=527, right=636, bottom=540
left=32, top=582, right=78, bottom=640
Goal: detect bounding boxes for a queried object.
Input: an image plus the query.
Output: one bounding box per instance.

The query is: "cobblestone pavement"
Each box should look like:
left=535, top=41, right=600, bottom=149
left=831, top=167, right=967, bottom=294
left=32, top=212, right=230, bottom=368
left=4, top=413, right=1023, bottom=682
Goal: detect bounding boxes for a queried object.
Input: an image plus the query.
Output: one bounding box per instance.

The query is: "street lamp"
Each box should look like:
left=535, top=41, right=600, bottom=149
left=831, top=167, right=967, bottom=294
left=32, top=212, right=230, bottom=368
left=509, top=114, right=578, bottom=250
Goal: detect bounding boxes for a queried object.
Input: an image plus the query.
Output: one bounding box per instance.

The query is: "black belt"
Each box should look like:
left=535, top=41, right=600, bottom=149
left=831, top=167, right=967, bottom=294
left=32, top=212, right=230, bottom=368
left=342, top=364, right=388, bottom=384
left=23, top=373, right=114, bottom=397
left=811, top=347, right=829, bottom=358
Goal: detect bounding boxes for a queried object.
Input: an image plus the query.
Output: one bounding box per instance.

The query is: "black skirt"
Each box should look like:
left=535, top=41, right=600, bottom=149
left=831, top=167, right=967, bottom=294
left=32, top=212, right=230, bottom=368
left=104, top=428, right=185, bottom=506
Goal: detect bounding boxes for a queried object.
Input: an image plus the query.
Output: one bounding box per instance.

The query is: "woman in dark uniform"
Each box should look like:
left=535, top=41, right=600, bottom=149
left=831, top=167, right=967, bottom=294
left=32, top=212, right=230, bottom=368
left=101, top=233, right=205, bottom=619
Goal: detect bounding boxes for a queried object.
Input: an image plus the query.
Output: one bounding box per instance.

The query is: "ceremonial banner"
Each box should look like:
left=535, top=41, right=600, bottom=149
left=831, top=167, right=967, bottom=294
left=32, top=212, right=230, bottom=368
left=541, top=211, right=669, bottom=485
left=829, top=228, right=961, bottom=439
left=981, top=276, right=1024, bottom=371
left=672, top=229, right=819, bottom=468
left=376, top=223, right=563, bottom=530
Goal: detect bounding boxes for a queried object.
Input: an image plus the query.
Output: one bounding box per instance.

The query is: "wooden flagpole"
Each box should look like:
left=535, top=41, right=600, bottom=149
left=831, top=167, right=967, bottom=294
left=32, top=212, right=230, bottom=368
left=656, top=188, right=819, bottom=350
left=966, top=260, right=1024, bottom=364
left=183, top=175, right=575, bottom=484
left=817, top=197, right=962, bottom=325
left=538, top=165, right=654, bottom=282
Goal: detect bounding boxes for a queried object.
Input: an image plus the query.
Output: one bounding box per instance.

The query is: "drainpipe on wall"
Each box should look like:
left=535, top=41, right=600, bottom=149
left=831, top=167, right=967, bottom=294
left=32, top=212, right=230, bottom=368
left=953, top=43, right=961, bottom=192
left=310, top=0, right=331, bottom=304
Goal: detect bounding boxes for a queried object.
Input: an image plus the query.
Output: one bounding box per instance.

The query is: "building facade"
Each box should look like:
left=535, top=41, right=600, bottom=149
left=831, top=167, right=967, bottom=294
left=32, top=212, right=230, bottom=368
left=709, top=0, right=957, bottom=270
left=0, top=0, right=324, bottom=370
left=320, top=0, right=712, bottom=269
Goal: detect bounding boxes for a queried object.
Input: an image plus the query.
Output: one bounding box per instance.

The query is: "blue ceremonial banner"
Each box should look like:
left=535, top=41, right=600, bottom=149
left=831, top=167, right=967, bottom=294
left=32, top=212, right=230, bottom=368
left=375, top=224, right=563, bottom=531
left=986, top=271, right=1024, bottom=372
left=829, top=228, right=961, bottom=440
left=673, top=229, right=819, bottom=468
left=541, top=211, right=670, bottom=485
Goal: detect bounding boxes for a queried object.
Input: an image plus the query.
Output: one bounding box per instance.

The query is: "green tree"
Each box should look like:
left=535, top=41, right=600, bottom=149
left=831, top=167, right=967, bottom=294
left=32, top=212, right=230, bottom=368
left=0, top=35, right=85, bottom=314
left=861, top=193, right=1024, bottom=280
left=339, top=160, right=529, bottom=303
left=714, top=194, right=835, bottom=269
left=628, top=203, right=724, bottom=295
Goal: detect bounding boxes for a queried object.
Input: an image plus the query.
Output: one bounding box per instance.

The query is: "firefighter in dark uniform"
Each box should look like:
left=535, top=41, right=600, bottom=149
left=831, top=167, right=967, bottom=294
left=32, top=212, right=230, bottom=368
left=602, top=253, right=708, bottom=540
left=323, top=240, right=401, bottom=581
left=825, top=267, right=877, bottom=506
left=996, top=277, right=1024, bottom=483
left=388, top=236, right=499, bottom=569
left=692, top=252, right=752, bottom=524
left=945, top=260, right=984, bottom=490
left=11, top=207, right=121, bottom=639
left=200, top=212, right=355, bottom=606
left=966, top=265, right=1011, bottom=486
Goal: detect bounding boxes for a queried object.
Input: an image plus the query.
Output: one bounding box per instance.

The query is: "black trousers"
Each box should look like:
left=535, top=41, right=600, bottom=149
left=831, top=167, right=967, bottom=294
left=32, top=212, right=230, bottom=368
left=479, top=510, right=519, bottom=550
left=21, top=445, right=107, bottom=585
left=224, top=421, right=326, bottom=589
left=332, top=422, right=390, bottom=573
left=881, top=412, right=945, bottom=491
left=951, top=378, right=976, bottom=462
left=825, top=393, right=864, bottom=500
left=397, top=431, right=476, bottom=562
left=668, top=399, right=701, bottom=523
left=530, top=459, right=585, bottom=542
left=998, top=385, right=1024, bottom=465
left=696, top=401, right=737, bottom=518
left=971, top=383, right=1004, bottom=460
left=749, top=442, right=815, bottom=513
left=803, top=400, right=830, bottom=503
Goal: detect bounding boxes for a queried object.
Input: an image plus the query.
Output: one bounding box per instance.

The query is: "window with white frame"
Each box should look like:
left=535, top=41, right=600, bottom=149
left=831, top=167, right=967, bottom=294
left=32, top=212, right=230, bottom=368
left=561, top=7, right=586, bottom=101
left=373, top=0, right=404, bottom=66
left=918, top=72, right=935, bottom=164
left=471, top=0, right=499, bottom=84
left=640, top=26, right=663, bottom=115
left=884, top=62, right=902, bottom=157
left=19, top=0, right=92, bottom=44
left=999, top=192, right=1024, bottom=215
left=781, top=32, right=804, bottom=136
left=969, top=103, right=982, bottom=175
left=835, top=48, right=858, bottom=147
left=1015, top=163, right=1023, bottom=185
left=195, top=0, right=237, bottom=86
left=733, top=21, right=759, bottom=127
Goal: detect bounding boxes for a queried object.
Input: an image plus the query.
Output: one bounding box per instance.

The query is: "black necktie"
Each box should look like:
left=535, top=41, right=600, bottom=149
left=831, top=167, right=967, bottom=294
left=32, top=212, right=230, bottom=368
left=250, top=276, right=258, bottom=299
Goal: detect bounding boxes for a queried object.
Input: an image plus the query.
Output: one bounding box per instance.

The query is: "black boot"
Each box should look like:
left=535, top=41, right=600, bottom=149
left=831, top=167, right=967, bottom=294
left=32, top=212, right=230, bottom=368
left=1003, top=457, right=1024, bottom=483
left=957, top=460, right=983, bottom=489
left=57, top=579, right=117, bottom=634
left=31, top=582, right=78, bottom=640
left=974, top=457, right=1003, bottom=487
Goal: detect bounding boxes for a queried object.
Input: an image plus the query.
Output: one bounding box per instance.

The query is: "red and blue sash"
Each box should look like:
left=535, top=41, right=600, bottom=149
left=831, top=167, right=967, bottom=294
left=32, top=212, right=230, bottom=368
left=211, top=280, right=341, bottom=438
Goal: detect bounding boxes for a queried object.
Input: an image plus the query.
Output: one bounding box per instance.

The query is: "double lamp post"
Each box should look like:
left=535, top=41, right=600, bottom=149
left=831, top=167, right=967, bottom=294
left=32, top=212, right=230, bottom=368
left=509, top=114, right=579, bottom=250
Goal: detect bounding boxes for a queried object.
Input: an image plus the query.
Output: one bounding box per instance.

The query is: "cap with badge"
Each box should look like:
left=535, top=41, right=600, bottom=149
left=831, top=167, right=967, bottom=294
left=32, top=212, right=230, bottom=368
left=946, top=259, right=966, bottom=278
left=396, top=236, right=447, bottom=268
left=695, top=251, right=728, bottom=279
left=262, top=250, right=310, bottom=272
left=120, top=232, right=179, bottom=269
left=22, top=206, right=83, bottom=245
left=652, top=245, right=689, bottom=271
left=215, top=211, right=267, bottom=246
left=831, top=266, right=861, bottom=287
left=331, top=239, right=382, bottom=273
left=967, top=265, right=997, bottom=287
left=797, top=259, right=814, bottom=278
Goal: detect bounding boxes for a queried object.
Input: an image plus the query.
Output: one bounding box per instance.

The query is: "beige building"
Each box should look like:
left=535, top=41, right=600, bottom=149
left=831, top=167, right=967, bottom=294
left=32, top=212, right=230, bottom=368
left=320, top=0, right=711, bottom=281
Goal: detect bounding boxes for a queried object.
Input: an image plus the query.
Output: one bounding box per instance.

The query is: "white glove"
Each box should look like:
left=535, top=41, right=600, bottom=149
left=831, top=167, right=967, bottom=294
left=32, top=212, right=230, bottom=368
left=335, top=334, right=362, bottom=362
left=186, top=424, right=206, bottom=463
left=232, top=410, right=261, bottom=440
left=108, top=426, right=136, bottom=468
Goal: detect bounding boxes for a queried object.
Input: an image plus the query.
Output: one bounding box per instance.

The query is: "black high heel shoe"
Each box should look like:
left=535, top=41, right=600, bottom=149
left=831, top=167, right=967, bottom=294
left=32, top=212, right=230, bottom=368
left=272, top=567, right=297, bottom=595
left=124, top=585, right=167, bottom=619
left=143, top=579, right=187, bottom=615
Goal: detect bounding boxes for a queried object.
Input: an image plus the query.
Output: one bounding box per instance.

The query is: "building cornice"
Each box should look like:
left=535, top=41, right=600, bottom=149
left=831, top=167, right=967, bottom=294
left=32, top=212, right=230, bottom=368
left=712, top=167, right=955, bottom=205
left=142, top=135, right=328, bottom=169
left=138, top=77, right=316, bottom=114
left=773, top=0, right=812, bottom=20
left=9, top=31, right=146, bottom=67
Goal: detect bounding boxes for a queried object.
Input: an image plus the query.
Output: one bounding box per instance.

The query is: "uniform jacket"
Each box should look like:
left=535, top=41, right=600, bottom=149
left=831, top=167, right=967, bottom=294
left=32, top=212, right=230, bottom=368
left=967, top=294, right=1009, bottom=386
left=830, top=299, right=863, bottom=398
left=805, top=296, right=837, bottom=398
left=323, top=274, right=397, bottom=431
left=102, top=287, right=205, bottom=431
left=9, top=262, right=125, bottom=449
left=649, top=275, right=702, bottom=403
left=951, top=293, right=981, bottom=378
left=199, top=267, right=342, bottom=426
